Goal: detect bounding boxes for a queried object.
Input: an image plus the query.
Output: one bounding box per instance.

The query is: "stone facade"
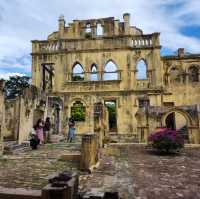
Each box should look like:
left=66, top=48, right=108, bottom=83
left=31, top=13, right=200, bottom=144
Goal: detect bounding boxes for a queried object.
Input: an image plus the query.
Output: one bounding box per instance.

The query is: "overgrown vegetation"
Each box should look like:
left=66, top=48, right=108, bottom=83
left=71, top=101, right=86, bottom=121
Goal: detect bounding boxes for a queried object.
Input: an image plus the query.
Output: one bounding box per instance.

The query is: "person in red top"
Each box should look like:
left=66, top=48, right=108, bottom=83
left=35, top=119, right=44, bottom=144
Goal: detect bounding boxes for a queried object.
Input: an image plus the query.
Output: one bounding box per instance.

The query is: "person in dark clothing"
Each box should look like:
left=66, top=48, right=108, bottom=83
left=29, top=126, right=40, bottom=150
left=44, top=117, right=51, bottom=143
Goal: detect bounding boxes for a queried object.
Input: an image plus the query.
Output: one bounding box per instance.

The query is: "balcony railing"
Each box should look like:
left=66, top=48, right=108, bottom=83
left=32, top=33, right=160, bottom=53
left=69, top=71, right=122, bottom=82
left=131, top=36, right=153, bottom=48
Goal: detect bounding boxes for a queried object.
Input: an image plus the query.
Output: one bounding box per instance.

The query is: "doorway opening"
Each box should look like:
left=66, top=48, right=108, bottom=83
left=165, top=111, right=189, bottom=143
left=105, top=100, right=117, bottom=133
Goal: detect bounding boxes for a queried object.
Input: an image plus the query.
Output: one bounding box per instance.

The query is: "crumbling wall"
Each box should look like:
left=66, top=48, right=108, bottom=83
left=31, top=14, right=200, bottom=143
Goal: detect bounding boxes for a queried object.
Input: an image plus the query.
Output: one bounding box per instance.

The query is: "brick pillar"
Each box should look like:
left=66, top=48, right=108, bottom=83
left=80, top=133, right=98, bottom=171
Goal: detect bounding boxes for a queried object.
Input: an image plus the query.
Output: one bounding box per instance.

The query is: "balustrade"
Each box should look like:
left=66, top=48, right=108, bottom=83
left=32, top=34, right=158, bottom=53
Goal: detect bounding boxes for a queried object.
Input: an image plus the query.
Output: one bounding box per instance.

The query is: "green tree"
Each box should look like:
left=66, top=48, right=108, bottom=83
left=71, top=101, right=86, bottom=121
left=4, top=75, right=30, bottom=99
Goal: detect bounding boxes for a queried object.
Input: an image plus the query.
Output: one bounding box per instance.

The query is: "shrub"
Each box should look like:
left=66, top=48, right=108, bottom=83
left=148, top=128, right=184, bottom=153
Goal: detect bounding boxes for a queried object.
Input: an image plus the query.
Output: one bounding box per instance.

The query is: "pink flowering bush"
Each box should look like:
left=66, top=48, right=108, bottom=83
left=149, top=128, right=184, bottom=153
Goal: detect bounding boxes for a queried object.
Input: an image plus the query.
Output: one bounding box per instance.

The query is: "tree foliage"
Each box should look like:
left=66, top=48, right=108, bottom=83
left=71, top=102, right=86, bottom=121
left=4, top=75, right=31, bottom=99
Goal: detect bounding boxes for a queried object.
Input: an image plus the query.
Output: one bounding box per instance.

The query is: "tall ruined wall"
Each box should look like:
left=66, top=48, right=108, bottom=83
left=3, top=86, right=45, bottom=144
left=4, top=99, right=20, bottom=140
left=162, top=51, right=200, bottom=106
left=31, top=14, right=200, bottom=143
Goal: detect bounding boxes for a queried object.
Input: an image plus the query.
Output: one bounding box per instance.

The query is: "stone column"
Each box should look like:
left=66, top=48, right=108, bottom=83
left=123, top=13, right=130, bottom=35
left=0, top=80, right=5, bottom=156
left=191, top=128, right=200, bottom=144
left=114, top=20, right=119, bottom=35
left=152, top=33, right=160, bottom=47
left=58, top=15, right=65, bottom=38
left=80, top=133, right=98, bottom=171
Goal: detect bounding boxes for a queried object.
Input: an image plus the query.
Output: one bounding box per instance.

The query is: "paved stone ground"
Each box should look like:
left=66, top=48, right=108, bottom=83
left=79, top=146, right=135, bottom=199
left=0, top=142, right=80, bottom=190
left=1, top=142, right=200, bottom=199
left=79, top=144, right=200, bottom=199
left=128, top=145, right=200, bottom=199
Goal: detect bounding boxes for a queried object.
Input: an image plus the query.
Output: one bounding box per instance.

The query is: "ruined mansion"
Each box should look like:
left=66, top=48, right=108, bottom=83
left=1, top=13, right=200, bottom=147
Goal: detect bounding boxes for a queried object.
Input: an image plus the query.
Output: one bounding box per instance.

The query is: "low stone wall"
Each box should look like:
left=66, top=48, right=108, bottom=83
left=0, top=187, right=41, bottom=199
left=0, top=172, right=78, bottom=199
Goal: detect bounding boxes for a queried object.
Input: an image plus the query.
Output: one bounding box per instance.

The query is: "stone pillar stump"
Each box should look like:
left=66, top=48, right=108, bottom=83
left=80, top=133, right=98, bottom=171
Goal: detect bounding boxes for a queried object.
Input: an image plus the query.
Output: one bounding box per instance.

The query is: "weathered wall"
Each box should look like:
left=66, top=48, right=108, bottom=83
left=31, top=14, right=200, bottom=143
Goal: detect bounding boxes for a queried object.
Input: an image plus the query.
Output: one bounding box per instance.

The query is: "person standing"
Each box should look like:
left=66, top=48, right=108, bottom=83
left=67, top=118, right=75, bottom=143
left=44, top=117, right=51, bottom=143
left=35, top=119, right=44, bottom=144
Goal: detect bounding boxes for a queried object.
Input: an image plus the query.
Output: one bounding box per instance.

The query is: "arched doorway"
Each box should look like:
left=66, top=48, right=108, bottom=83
left=165, top=111, right=189, bottom=143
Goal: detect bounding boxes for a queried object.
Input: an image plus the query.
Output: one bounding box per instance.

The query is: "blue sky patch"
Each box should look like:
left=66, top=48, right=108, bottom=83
left=180, top=25, right=200, bottom=39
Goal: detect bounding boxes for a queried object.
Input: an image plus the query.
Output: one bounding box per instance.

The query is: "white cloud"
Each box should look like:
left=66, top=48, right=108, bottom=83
left=0, top=72, right=26, bottom=80
left=0, top=0, right=200, bottom=75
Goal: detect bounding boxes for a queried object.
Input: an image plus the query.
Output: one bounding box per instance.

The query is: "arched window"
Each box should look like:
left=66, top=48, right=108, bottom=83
left=90, top=64, right=98, bottom=81
left=169, top=67, right=181, bottom=83
left=71, top=101, right=86, bottom=121
left=72, top=63, right=84, bottom=81
left=188, top=66, right=199, bottom=82
left=136, top=59, right=147, bottom=80
left=103, top=60, right=118, bottom=80
left=97, top=23, right=103, bottom=36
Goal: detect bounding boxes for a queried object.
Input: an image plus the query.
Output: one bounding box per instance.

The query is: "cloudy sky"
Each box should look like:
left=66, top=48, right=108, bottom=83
left=0, top=0, right=200, bottom=79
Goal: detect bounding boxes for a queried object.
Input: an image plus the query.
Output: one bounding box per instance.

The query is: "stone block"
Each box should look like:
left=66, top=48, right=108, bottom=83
left=42, top=171, right=78, bottom=199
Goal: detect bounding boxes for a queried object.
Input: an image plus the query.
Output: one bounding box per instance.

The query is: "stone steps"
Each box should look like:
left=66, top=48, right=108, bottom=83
left=108, top=134, right=139, bottom=143
left=3, top=141, right=31, bottom=155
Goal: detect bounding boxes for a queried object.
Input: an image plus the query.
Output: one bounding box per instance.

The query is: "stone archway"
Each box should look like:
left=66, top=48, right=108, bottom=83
left=162, top=110, right=192, bottom=143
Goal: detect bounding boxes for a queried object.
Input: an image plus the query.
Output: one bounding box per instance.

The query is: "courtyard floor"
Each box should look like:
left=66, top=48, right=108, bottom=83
left=80, top=144, right=200, bottom=199
left=0, top=142, right=80, bottom=189
left=0, top=143, right=200, bottom=199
